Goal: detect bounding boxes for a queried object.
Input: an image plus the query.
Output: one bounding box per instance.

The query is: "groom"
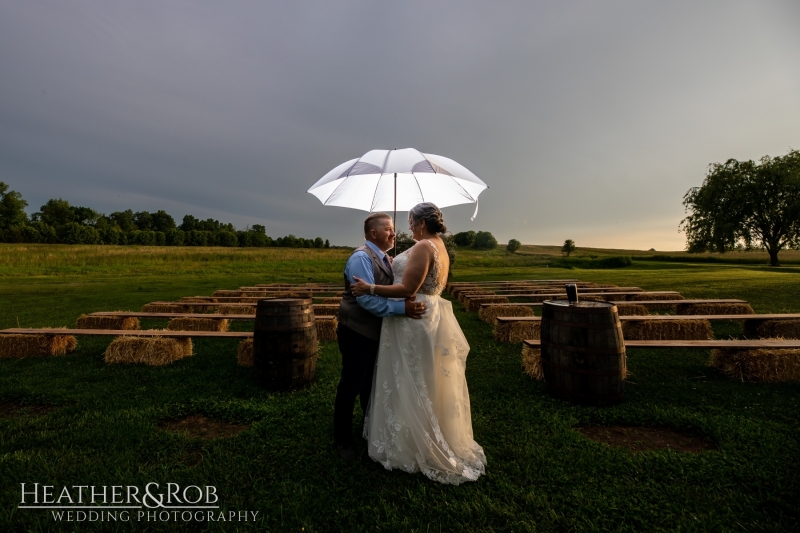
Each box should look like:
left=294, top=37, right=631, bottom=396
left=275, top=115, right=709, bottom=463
left=334, top=212, right=426, bottom=461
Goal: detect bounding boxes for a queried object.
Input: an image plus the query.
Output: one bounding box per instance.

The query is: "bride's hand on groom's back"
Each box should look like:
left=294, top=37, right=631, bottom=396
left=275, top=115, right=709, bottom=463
left=404, top=296, right=426, bottom=319
left=350, top=276, right=371, bottom=297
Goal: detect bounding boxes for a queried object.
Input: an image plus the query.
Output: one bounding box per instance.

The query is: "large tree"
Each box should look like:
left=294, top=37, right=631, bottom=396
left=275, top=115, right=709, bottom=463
left=681, top=150, right=800, bottom=266
left=0, top=182, right=29, bottom=230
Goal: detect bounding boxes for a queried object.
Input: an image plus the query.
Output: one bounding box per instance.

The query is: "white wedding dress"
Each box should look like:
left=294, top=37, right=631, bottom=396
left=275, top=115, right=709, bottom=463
left=364, top=240, right=486, bottom=485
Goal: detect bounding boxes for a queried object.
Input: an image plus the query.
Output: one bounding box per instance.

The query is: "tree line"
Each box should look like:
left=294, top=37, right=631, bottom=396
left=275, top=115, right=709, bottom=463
left=0, top=183, right=329, bottom=248
left=681, top=149, right=800, bottom=266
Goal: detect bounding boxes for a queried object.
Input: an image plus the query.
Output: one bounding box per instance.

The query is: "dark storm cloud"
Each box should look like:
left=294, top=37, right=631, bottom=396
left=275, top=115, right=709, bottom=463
left=1, top=0, right=799, bottom=248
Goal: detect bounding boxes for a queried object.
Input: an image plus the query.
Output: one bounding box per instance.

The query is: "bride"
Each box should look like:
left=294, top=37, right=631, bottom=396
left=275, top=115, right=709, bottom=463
left=351, top=202, right=486, bottom=485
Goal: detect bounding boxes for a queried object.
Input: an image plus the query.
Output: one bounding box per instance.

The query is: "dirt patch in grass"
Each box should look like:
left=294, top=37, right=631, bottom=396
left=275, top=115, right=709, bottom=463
left=159, top=414, right=248, bottom=439
left=0, top=401, right=59, bottom=419
left=576, top=425, right=716, bottom=453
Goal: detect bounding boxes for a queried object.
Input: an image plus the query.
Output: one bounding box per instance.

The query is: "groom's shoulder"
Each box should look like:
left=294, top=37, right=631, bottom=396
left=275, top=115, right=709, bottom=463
left=345, top=245, right=371, bottom=267
left=348, top=244, right=370, bottom=259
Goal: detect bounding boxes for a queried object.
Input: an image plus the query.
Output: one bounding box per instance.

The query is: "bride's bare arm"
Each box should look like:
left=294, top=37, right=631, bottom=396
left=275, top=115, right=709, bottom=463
left=351, top=243, right=432, bottom=298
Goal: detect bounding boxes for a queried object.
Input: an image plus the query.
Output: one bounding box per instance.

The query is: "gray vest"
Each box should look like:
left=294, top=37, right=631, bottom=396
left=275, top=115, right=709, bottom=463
left=338, top=244, right=394, bottom=341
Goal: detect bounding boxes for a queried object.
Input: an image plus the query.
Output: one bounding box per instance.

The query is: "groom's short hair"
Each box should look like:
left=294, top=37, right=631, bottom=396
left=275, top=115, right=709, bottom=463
left=364, top=213, right=392, bottom=236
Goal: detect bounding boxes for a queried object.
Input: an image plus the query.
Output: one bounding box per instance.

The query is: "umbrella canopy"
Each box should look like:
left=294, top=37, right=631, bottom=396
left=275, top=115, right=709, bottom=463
left=307, top=148, right=488, bottom=219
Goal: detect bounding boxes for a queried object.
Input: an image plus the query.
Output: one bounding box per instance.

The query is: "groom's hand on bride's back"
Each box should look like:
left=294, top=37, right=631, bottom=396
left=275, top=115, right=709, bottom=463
left=405, top=296, right=426, bottom=319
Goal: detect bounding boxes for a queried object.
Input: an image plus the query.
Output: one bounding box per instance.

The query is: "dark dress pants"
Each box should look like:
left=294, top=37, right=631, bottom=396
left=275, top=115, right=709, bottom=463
left=333, top=324, right=379, bottom=446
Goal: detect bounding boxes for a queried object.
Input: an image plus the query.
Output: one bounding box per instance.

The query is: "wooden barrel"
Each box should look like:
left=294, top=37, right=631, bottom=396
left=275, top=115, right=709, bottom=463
left=540, top=300, right=626, bottom=406
left=253, top=298, right=318, bottom=391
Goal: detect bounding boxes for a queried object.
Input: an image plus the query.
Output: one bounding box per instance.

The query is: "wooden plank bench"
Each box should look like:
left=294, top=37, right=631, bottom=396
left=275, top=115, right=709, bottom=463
left=147, top=301, right=339, bottom=309
left=480, top=299, right=747, bottom=309
left=0, top=328, right=253, bottom=338
left=498, top=314, right=800, bottom=324
left=522, top=339, right=800, bottom=349
left=89, top=312, right=340, bottom=320
left=449, top=279, right=578, bottom=285
left=238, top=286, right=343, bottom=291
left=178, top=296, right=340, bottom=302
left=460, top=286, right=643, bottom=296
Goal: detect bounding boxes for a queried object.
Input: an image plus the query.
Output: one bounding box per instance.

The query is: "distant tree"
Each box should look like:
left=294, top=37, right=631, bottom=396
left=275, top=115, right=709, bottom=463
left=314, top=237, right=324, bottom=248
left=39, top=198, right=74, bottom=227
left=133, top=211, right=153, bottom=231
left=72, top=206, right=100, bottom=226
left=60, top=222, right=101, bottom=244
left=506, top=239, right=521, bottom=253
left=110, top=210, right=136, bottom=232
left=151, top=210, right=176, bottom=232
left=393, top=232, right=415, bottom=255
left=453, top=231, right=476, bottom=247
left=442, top=234, right=456, bottom=278
left=0, top=182, right=29, bottom=231
left=681, top=150, right=800, bottom=266
left=473, top=231, right=497, bottom=250
left=165, top=229, right=185, bottom=246
left=324, top=239, right=330, bottom=248
left=100, top=227, right=122, bottom=245
left=218, top=231, right=238, bottom=247
left=561, top=239, right=576, bottom=257
left=251, top=224, right=266, bottom=235
left=180, top=214, right=198, bottom=232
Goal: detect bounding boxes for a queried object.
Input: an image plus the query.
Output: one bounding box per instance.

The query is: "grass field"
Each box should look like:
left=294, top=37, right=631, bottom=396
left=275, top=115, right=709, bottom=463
left=1, top=244, right=799, bottom=532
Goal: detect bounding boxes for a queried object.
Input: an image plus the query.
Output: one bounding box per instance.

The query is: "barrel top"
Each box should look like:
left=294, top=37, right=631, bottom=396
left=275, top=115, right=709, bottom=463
left=543, top=300, right=615, bottom=311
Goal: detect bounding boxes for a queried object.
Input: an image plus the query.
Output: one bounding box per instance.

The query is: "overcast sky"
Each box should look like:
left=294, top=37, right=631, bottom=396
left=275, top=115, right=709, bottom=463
left=2, top=1, right=799, bottom=250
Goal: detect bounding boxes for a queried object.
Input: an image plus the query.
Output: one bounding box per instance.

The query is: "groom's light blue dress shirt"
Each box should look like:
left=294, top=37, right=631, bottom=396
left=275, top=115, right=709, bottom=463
left=344, top=241, right=405, bottom=317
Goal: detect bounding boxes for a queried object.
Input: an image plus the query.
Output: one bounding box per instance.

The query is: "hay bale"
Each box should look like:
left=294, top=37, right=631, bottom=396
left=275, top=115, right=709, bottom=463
left=450, top=285, right=479, bottom=298
left=212, top=290, right=242, bottom=297
left=743, top=319, right=800, bottom=339
left=521, top=344, right=544, bottom=380
left=478, top=305, right=534, bottom=324
left=104, top=336, right=192, bottom=366
left=313, top=305, right=339, bottom=317
left=142, top=303, right=192, bottom=313
left=76, top=315, right=140, bottom=330
left=710, top=346, right=800, bottom=382
left=181, top=297, right=218, bottom=303
left=457, top=290, right=494, bottom=304
left=615, top=304, right=650, bottom=316
left=622, top=319, right=713, bottom=340
left=629, top=293, right=685, bottom=301
left=167, top=318, right=229, bottom=332
left=316, top=316, right=338, bottom=341
left=676, top=303, right=754, bottom=315
left=320, top=297, right=342, bottom=304
left=271, top=291, right=313, bottom=299
left=218, top=304, right=256, bottom=315
left=499, top=289, right=535, bottom=295
left=495, top=321, right=540, bottom=343
left=465, top=296, right=510, bottom=312
left=237, top=338, right=254, bottom=367
left=0, top=334, right=78, bottom=358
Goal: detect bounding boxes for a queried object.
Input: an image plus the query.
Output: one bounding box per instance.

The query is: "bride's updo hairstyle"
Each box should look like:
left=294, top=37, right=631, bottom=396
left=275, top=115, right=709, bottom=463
left=409, top=202, right=447, bottom=234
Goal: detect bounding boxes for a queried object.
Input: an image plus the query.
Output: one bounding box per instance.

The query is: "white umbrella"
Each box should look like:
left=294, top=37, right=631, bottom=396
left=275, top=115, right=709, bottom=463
left=307, top=148, right=488, bottom=222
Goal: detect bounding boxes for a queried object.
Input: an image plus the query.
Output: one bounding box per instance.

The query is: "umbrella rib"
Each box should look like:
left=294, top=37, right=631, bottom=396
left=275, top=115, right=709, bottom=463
left=420, top=154, right=477, bottom=202
left=323, top=159, right=360, bottom=205
left=369, top=174, right=382, bottom=212
left=412, top=173, right=424, bottom=202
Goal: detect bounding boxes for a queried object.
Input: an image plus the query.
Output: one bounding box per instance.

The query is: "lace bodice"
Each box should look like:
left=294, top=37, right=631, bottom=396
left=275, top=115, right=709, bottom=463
left=392, top=239, right=446, bottom=296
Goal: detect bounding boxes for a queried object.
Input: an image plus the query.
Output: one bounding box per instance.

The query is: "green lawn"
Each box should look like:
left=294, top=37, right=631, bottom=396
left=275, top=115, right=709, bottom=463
left=1, top=244, right=798, bottom=532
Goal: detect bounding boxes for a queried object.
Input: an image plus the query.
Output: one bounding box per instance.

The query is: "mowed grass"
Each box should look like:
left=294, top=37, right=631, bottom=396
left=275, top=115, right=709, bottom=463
left=0, top=244, right=799, bottom=532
